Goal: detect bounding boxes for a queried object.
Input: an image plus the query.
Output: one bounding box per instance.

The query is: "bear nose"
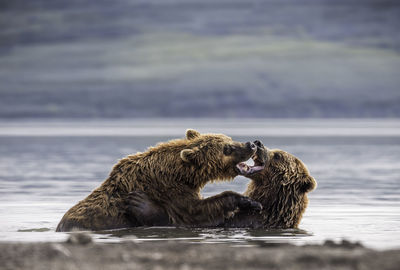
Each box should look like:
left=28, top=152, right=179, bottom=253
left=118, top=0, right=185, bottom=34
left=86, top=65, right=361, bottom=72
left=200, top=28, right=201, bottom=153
left=253, top=140, right=263, bottom=148
left=247, top=142, right=257, bottom=150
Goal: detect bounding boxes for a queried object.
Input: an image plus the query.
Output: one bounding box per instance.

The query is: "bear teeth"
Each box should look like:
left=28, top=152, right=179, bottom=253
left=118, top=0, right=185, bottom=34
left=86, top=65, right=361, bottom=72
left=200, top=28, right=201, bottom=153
left=236, top=161, right=265, bottom=175
left=236, top=162, right=250, bottom=173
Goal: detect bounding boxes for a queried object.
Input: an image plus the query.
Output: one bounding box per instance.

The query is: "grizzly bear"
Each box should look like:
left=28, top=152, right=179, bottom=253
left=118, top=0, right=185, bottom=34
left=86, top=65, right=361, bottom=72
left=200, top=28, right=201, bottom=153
left=224, top=140, right=317, bottom=228
left=127, top=140, right=316, bottom=229
left=56, top=129, right=263, bottom=232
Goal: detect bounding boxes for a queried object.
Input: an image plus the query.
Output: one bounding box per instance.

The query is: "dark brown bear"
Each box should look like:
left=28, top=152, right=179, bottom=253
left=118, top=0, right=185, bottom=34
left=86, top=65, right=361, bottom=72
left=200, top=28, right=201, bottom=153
left=56, top=129, right=262, bottom=231
left=128, top=141, right=316, bottom=229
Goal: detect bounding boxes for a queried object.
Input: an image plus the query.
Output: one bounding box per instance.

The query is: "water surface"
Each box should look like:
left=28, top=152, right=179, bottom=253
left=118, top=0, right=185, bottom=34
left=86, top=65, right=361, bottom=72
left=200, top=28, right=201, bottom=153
left=0, top=119, right=399, bottom=249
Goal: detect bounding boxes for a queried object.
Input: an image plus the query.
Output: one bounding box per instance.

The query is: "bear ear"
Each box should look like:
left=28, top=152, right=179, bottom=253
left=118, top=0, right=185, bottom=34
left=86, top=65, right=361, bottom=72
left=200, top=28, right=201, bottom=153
left=300, top=175, right=317, bottom=193
left=186, top=129, right=201, bottom=140
left=180, top=148, right=202, bottom=165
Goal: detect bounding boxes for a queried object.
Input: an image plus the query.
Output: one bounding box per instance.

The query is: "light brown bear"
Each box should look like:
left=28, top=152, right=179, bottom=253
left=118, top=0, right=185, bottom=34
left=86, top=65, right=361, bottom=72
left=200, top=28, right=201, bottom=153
left=127, top=141, right=316, bottom=229
left=56, top=129, right=263, bottom=231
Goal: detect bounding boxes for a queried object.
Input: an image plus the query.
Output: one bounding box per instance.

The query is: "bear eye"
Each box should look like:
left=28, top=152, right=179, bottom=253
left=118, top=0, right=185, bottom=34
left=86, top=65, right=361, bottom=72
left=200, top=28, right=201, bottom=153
left=223, top=145, right=232, bottom=155
left=273, top=153, right=281, bottom=161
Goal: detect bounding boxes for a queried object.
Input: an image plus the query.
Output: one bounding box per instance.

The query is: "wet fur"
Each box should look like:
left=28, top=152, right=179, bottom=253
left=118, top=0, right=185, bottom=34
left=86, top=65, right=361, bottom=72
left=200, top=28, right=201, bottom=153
left=56, top=129, right=258, bottom=231
left=224, top=147, right=317, bottom=228
left=126, top=146, right=316, bottom=229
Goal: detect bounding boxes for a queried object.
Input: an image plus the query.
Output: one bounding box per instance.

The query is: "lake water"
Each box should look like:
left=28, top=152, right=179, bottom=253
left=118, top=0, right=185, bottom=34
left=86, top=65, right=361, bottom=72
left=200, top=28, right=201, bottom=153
left=0, top=119, right=399, bottom=249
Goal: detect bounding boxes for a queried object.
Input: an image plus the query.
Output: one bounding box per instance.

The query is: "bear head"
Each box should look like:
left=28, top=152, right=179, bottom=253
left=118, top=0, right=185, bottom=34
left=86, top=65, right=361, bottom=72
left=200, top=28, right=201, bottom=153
left=180, top=129, right=264, bottom=183
left=242, top=141, right=316, bottom=228
left=244, top=142, right=316, bottom=194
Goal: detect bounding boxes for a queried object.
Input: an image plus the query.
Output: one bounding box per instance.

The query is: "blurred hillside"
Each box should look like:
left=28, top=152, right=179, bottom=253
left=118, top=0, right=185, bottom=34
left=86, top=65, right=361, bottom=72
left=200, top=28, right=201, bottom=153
left=0, top=0, right=399, bottom=118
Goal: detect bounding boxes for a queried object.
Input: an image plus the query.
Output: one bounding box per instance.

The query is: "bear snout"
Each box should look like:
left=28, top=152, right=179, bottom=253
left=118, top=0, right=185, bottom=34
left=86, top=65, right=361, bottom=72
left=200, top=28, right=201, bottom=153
left=246, top=142, right=257, bottom=151
left=253, top=140, right=264, bottom=148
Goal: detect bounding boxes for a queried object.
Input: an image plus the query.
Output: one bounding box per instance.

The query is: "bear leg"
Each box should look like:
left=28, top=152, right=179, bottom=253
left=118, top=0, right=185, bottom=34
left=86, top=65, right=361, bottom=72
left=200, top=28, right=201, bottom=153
left=124, top=191, right=170, bottom=226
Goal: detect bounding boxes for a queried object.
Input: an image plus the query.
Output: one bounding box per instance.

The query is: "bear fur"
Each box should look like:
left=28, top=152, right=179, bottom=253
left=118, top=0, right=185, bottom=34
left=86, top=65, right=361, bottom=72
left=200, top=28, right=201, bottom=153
left=56, top=129, right=261, bottom=232
left=128, top=141, right=316, bottom=229
left=224, top=141, right=317, bottom=228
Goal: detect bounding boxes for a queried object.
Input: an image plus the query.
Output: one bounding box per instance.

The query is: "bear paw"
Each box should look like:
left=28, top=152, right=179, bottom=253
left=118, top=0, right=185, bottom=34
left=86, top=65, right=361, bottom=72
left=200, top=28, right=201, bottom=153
left=237, top=197, right=263, bottom=212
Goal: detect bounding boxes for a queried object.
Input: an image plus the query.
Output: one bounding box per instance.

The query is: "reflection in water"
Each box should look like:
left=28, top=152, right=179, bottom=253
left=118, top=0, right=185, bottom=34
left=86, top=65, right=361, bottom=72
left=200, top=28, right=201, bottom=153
left=91, top=227, right=312, bottom=246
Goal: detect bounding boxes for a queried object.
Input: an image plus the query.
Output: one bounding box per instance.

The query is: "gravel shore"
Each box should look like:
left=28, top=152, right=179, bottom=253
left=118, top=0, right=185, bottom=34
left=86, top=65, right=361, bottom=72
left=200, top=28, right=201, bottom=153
left=1, top=234, right=399, bottom=270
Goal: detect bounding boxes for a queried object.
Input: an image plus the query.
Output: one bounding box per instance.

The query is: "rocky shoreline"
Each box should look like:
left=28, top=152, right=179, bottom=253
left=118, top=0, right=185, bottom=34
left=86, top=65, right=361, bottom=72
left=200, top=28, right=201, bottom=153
left=1, top=234, right=399, bottom=270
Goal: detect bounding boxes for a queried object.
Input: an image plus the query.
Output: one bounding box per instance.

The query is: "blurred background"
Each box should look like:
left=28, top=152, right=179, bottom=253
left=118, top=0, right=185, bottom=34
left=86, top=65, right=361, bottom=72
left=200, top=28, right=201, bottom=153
left=0, top=0, right=400, bottom=248
left=1, top=0, right=399, bottom=119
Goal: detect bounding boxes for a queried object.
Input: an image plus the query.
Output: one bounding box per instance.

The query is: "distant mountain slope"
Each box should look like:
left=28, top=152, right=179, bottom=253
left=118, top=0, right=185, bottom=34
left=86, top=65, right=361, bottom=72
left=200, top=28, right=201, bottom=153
left=1, top=0, right=399, bottom=118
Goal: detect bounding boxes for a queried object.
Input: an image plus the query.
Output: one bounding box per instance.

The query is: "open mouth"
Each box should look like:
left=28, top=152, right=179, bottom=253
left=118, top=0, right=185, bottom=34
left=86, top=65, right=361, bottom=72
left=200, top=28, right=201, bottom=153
left=236, top=155, right=265, bottom=175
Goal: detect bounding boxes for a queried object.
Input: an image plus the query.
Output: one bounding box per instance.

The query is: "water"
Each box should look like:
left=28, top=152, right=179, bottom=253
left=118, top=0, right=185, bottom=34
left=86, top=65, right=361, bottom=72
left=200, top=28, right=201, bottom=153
left=0, top=119, right=399, bottom=249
